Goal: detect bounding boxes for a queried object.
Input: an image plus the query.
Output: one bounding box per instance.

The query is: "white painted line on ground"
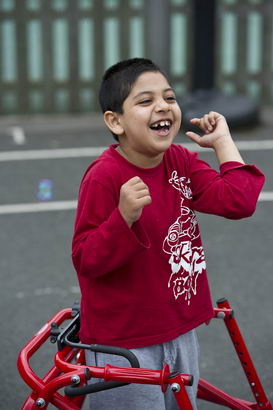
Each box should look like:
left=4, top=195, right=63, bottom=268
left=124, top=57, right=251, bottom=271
left=15, top=286, right=80, bottom=299
left=185, top=139, right=273, bottom=152
left=0, top=192, right=272, bottom=215
left=235, top=140, right=273, bottom=151
left=0, top=200, right=77, bottom=214
left=259, top=191, right=273, bottom=201
left=0, top=146, right=105, bottom=161
left=0, top=139, right=272, bottom=162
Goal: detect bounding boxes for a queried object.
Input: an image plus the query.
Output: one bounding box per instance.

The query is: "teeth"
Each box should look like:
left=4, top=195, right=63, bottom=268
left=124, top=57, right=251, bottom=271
left=152, top=120, right=171, bottom=128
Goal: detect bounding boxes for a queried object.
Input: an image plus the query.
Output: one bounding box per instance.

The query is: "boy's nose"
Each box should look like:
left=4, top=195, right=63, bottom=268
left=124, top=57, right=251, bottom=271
left=155, top=98, right=170, bottom=112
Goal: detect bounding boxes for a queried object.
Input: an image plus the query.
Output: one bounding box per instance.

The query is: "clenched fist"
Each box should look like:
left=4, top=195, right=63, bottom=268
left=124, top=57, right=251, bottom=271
left=118, top=176, right=152, bottom=227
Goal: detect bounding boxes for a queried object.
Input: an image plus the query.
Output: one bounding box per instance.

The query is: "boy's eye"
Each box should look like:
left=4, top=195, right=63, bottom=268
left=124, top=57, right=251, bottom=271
left=138, top=99, right=152, bottom=105
left=137, top=95, right=176, bottom=105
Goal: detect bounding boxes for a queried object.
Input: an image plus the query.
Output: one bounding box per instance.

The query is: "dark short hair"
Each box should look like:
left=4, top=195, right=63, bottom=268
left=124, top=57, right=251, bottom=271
left=99, top=58, right=168, bottom=140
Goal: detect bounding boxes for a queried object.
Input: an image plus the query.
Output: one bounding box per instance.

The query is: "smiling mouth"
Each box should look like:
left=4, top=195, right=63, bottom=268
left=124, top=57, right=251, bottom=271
left=150, top=120, right=172, bottom=132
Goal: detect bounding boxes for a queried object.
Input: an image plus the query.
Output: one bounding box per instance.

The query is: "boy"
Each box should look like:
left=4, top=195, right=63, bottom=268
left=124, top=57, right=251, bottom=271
left=72, top=58, right=264, bottom=409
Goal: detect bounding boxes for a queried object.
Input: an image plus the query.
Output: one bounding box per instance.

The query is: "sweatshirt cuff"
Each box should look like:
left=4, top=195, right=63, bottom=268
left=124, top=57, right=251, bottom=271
left=115, top=208, right=151, bottom=249
left=220, top=161, right=264, bottom=176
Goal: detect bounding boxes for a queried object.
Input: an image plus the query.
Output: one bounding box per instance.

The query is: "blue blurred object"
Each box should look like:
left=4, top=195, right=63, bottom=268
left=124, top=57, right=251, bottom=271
left=37, top=179, right=53, bottom=201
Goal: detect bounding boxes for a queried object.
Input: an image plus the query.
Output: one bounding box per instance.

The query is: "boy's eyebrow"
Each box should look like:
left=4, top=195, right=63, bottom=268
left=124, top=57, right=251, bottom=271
left=133, top=88, right=175, bottom=100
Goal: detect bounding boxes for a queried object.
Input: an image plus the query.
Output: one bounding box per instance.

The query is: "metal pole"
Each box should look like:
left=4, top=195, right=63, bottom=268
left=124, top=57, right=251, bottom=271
left=144, top=0, right=171, bottom=75
left=192, top=0, right=215, bottom=90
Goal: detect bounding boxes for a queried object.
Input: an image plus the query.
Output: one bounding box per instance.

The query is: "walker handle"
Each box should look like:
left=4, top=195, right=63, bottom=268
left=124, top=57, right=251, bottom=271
left=64, top=343, right=140, bottom=396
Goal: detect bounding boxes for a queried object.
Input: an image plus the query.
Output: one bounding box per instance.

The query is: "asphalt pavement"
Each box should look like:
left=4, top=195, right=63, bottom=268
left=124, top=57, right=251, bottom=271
left=0, top=111, right=272, bottom=409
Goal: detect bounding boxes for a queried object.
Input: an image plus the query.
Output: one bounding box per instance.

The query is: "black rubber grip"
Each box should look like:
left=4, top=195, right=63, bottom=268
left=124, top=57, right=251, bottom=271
left=65, top=380, right=128, bottom=396
left=64, top=344, right=140, bottom=397
left=90, top=344, right=140, bottom=368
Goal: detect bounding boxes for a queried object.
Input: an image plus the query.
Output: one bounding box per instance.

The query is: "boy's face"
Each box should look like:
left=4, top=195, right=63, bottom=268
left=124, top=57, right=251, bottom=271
left=115, top=71, right=181, bottom=167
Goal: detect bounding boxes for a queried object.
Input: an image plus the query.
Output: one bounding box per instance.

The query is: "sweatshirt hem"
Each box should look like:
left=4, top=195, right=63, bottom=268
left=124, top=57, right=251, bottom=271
left=79, top=308, right=214, bottom=349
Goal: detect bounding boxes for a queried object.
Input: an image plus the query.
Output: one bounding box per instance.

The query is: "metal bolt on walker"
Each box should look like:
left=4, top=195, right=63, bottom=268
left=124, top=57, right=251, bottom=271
left=217, top=311, right=226, bottom=319
left=71, top=374, right=81, bottom=385
left=35, top=398, right=46, bottom=407
left=171, top=383, right=181, bottom=393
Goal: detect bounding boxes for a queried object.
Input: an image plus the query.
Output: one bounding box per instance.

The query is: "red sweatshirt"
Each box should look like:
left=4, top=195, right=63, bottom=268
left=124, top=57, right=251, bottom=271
left=72, top=144, right=264, bottom=348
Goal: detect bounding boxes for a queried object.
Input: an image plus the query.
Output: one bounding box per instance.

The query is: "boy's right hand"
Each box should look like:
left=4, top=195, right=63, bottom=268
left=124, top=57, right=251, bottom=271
left=118, top=176, right=152, bottom=227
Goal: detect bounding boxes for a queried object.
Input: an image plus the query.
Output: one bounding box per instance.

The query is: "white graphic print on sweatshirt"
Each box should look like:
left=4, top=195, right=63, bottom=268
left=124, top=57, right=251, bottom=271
left=163, top=171, right=206, bottom=305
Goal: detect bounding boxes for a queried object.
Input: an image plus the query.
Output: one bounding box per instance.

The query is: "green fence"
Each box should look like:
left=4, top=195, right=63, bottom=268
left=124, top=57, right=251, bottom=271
left=0, top=0, right=272, bottom=115
left=216, top=0, right=273, bottom=104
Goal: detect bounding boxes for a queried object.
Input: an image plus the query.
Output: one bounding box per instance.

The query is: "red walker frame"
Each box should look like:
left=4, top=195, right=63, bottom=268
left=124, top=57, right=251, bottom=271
left=18, top=298, right=272, bottom=409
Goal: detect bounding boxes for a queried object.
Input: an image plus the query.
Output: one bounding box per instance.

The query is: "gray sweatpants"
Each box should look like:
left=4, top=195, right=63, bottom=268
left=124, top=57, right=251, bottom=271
left=85, top=330, right=199, bottom=410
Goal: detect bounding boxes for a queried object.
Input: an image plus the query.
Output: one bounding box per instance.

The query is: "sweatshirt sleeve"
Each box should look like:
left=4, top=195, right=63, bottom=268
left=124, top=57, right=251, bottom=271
left=189, top=153, right=265, bottom=219
left=72, top=178, right=150, bottom=279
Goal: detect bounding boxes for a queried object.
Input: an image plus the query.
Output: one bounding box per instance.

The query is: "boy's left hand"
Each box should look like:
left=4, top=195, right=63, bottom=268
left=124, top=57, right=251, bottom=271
left=185, top=111, right=231, bottom=149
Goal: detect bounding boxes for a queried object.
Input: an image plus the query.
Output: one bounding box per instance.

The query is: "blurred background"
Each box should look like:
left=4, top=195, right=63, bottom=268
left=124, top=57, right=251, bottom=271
left=1, top=0, right=273, bottom=116
left=0, top=0, right=272, bottom=409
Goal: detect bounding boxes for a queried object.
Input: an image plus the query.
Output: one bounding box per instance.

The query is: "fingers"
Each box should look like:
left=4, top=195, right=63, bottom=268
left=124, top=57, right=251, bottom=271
left=126, top=176, right=145, bottom=186
left=125, top=176, right=148, bottom=189
left=119, top=177, right=152, bottom=226
left=186, top=111, right=230, bottom=149
left=121, top=176, right=150, bottom=199
left=185, top=131, right=202, bottom=145
left=190, top=111, right=219, bottom=134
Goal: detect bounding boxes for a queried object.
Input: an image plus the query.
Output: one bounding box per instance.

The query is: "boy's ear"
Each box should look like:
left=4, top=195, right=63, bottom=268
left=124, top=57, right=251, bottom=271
left=103, top=111, right=124, bottom=136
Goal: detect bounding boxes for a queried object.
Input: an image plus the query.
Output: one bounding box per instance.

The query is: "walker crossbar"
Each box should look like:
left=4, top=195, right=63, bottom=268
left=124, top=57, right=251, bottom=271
left=17, top=299, right=272, bottom=409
